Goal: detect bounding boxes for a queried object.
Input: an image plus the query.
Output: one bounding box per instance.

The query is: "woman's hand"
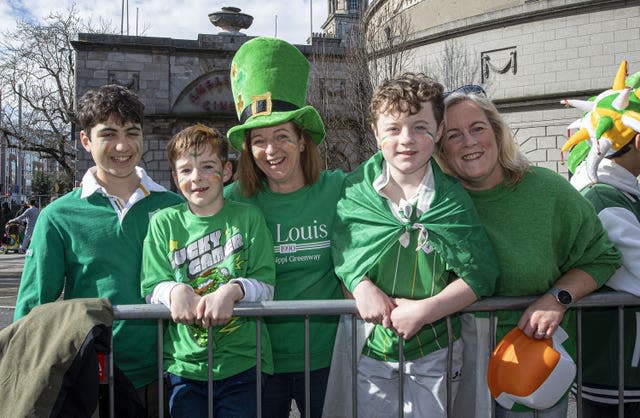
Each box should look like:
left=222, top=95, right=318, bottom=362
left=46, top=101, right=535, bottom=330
left=352, top=278, right=396, bottom=328
left=519, top=269, right=599, bottom=339
left=518, top=293, right=567, bottom=339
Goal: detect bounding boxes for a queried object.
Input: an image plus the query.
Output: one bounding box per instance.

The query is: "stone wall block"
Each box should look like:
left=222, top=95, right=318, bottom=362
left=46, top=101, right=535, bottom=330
left=524, top=148, right=547, bottom=162
left=590, top=31, right=615, bottom=46
left=537, top=135, right=559, bottom=149
left=613, top=27, right=640, bottom=42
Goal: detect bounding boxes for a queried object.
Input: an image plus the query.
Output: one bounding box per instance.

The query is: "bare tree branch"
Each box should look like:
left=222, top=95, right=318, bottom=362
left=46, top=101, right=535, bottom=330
left=0, top=5, right=116, bottom=179
left=423, top=38, right=486, bottom=92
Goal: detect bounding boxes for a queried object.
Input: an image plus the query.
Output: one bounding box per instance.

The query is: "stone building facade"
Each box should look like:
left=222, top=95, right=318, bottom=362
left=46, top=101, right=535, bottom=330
left=363, top=0, right=640, bottom=175
left=72, top=1, right=638, bottom=187
left=73, top=34, right=341, bottom=189
left=72, top=29, right=355, bottom=189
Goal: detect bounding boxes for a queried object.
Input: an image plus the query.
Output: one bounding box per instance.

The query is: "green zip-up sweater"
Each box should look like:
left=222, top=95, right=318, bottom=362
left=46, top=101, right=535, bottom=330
left=14, top=185, right=183, bottom=388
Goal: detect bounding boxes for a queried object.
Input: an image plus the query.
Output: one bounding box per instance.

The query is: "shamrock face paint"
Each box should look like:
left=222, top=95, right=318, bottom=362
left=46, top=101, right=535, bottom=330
left=372, top=101, right=442, bottom=183
left=248, top=121, right=306, bottom=193
left=173, top=145, right=231, bottom=217
left=80, top=116, right=143, bottom=188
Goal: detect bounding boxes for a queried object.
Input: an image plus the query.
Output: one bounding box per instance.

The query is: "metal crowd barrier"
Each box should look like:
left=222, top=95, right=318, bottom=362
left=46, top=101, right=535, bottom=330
left=110, top=291, right=640, bottom=418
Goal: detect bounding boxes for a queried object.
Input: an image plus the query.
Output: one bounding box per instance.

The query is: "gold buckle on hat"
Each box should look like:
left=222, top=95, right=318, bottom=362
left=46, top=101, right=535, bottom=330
left=251, top=92, right=272, bottom=117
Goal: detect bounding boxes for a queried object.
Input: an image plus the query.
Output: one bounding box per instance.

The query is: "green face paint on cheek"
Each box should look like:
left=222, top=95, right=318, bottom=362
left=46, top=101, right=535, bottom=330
left=379, top=136, right=390, bottom=149
left=418, top=132, right=435, bottom=143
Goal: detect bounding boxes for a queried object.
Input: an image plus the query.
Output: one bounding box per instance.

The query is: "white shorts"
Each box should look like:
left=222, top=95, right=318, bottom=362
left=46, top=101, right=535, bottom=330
left=356, top=340, right=462, bottom=418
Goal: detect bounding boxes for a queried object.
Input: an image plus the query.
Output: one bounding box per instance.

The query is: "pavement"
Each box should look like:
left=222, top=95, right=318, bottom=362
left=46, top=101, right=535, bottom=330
left=0, top=252, right=23, bottom=330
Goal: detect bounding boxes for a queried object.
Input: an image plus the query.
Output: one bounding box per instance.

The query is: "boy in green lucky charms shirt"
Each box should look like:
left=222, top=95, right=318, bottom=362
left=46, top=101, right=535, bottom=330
left=141, top=124, right=275, bottom=418
left=332, top=73, right=499, bottom=417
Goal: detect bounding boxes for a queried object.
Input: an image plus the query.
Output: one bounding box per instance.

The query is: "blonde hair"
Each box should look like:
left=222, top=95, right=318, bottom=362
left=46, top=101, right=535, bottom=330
left=435, top=92, right=530, bottom=186
left=167, top=124, right=228, bottom=170
left=235, top=123, right=321, bottom=196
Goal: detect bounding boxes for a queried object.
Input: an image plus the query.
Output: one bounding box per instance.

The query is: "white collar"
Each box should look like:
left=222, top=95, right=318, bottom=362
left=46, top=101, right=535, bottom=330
left=80, top=166, right=166, bottom=199
left=373, top=160, right=436, bottom=218
left=572, top=159, right=640, bottom=199
left=373, top=161, right=436, bottom=252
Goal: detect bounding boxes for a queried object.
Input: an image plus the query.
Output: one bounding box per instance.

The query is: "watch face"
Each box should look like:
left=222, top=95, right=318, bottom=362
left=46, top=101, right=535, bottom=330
left=557, top=290, right=572, bottom=305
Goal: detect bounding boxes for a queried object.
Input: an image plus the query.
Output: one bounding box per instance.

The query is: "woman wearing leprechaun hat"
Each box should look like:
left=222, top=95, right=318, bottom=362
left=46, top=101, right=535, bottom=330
left=224, top=37, right=345, bottom=418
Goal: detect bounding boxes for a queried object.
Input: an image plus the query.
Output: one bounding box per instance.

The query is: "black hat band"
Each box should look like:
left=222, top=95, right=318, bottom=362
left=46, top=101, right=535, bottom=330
left=240, top=98, right=299, bottom=124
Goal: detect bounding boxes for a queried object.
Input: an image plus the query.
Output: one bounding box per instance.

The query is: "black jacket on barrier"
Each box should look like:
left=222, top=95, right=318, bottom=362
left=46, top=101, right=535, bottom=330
left=0, top=298, right=143, bottom=417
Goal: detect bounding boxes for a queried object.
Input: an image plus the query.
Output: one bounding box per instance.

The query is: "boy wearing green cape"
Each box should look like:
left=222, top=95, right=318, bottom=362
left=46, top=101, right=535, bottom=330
left=332, top=73, right=499, bottom=417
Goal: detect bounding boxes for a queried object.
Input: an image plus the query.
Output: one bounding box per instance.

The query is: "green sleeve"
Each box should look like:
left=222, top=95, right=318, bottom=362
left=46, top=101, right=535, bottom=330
left=14, top=208, right=65, bottom=320
left=140, top=212, right=173, bottom=297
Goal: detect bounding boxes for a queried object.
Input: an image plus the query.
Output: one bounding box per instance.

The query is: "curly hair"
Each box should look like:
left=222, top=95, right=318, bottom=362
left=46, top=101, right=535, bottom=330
left=167, top=124, right=228, bottom=170
left=370, top=73, right=445, bottom=124
left=76, top=84, right=145, bottom=134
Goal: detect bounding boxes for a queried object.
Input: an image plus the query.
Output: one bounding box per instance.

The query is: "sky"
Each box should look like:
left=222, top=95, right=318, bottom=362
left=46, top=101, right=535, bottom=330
left=0, top=0, right=330, bottom=45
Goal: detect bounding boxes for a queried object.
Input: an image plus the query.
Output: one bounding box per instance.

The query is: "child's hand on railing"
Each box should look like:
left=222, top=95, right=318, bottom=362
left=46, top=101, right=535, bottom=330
left=352, top=278, right=396, bottom=329
left=196, top=282, right=244, bottom=327
left=169, top=284, right=201, bottom=324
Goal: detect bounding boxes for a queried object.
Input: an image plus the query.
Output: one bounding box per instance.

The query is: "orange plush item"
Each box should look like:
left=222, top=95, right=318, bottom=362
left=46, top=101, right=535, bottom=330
left=487, top=327, right=575, bottom=410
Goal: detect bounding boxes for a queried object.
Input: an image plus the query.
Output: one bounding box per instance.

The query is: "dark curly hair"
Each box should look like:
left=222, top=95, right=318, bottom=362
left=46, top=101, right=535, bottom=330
left=76, top=84, right=144, bottom=133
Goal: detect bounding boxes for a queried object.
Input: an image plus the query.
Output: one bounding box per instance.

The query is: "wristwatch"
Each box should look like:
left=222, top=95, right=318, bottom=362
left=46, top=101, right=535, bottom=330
left=548, top=287, right=573, bottom=306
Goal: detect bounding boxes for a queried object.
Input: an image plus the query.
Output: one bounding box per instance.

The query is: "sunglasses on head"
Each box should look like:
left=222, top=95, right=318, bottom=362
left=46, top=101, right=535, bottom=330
left=443, top=84, right=486, bottom=98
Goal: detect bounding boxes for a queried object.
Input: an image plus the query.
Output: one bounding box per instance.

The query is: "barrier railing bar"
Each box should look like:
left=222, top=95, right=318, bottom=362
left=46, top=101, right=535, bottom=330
left=490, top=311, right=496, bottom=418
left=107, top=291, right=640, bottom=417
left=446, top=316, right=453, bottom=418
left=618, top=306, right=624, bottom=418
left=112, top=292, right=640, bottom=320
left=351, top=315, right=358, bottom=418
left=576, top=308, right=583, bottom=418
left=398, top=337, right=404, bottom=417
left=305, top=315, right=311, bottom=418
left=208, top=327, right=214, bottom=418
left=157, top=319, right=164, bottom=418
left=109, top=332, right=115, bottom=418
left=256, top=317, right=262, bottom=418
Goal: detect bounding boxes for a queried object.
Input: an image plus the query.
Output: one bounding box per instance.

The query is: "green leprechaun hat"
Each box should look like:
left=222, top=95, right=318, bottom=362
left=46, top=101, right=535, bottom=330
left=227, top=36, right=325, bottom=151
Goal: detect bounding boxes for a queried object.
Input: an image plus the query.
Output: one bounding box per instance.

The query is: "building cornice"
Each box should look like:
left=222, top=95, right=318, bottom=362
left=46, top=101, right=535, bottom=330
left=365, top=0, right=631, bottom=55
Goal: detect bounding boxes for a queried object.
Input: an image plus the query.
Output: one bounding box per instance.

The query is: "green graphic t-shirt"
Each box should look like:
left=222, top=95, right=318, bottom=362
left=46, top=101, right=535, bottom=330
left=141, top=201, right=275, bottom=381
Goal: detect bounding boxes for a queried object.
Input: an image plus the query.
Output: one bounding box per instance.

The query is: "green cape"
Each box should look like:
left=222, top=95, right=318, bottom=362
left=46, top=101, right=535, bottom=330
left=332, top=153, right=499, bottom=297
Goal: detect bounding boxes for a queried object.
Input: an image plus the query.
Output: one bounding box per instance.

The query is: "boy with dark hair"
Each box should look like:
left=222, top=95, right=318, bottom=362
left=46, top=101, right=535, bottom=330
left=14, top=84, right=184, bottom=415
left=141, top=123, right=275, bottom=417
left=332, top=73, right=499, bottom=417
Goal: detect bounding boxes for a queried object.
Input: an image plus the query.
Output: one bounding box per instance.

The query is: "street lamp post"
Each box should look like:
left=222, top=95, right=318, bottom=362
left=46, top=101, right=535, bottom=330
left=17, top=85, right=23, bottom=200
left=0, top=90, right=5, bottom=196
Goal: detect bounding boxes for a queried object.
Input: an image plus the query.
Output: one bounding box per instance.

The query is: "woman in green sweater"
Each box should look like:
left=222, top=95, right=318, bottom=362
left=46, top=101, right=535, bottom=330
left=223, top=37, right=344, bottom=418
left=435, top=90, right=621, bottom=418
